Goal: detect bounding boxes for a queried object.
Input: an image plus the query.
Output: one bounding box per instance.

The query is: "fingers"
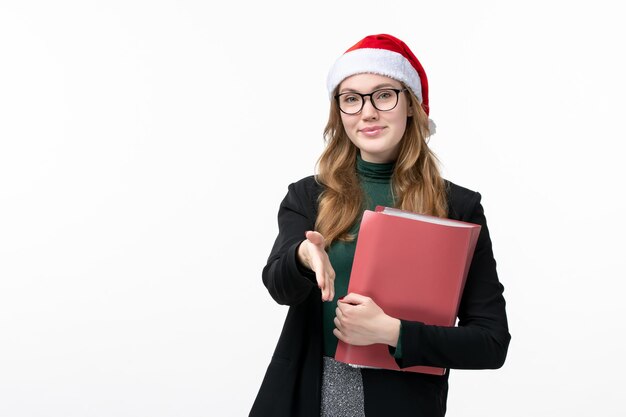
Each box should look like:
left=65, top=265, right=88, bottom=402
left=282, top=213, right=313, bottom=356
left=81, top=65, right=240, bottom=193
left=335, top=306, right=344, bottom=321
left=303, top=231, right=335, bottom=302
left=318, top=268, right=335, bottom=302
left=333, top=306, right=347, bottom=341
left=332, top=327, right=346, bottom=343
left=310, top=254, right=334, bottom=301
left=312, top=264, right=334, bottom=302
left=334, top=305, right=349, bottom=334
left=334, top=306, right=355, bottom=344
left=327, top=269, right=335, bottom=301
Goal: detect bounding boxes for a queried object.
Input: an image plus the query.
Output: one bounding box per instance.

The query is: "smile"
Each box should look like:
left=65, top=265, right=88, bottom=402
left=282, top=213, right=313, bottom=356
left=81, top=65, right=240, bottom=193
left=359, top=126, right=385, bottom=137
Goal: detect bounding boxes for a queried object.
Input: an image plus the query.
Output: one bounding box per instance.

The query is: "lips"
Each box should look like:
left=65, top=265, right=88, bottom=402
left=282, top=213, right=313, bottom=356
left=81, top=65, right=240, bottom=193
left=359, top=126, right=385, bottom=137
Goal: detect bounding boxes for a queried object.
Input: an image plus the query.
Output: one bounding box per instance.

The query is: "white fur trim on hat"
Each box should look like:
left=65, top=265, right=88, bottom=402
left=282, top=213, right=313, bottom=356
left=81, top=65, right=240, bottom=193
left=428, top=119, right=436, bottom=136
left=326, top=48, right=423, bottom=102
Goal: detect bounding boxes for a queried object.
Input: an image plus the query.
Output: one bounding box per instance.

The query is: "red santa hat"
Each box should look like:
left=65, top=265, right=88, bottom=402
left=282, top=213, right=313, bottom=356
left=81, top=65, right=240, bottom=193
left=326, top=34, right=435, bottom=134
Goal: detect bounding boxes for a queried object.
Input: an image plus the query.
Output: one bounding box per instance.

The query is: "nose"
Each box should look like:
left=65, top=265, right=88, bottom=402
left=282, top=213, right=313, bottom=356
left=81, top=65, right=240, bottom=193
left=360, top=96, right=378, bottom=119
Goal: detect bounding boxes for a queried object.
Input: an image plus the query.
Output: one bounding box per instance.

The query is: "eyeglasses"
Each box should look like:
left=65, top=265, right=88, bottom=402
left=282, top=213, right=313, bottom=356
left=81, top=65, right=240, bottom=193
left=334, top=88, right=407, bottom=115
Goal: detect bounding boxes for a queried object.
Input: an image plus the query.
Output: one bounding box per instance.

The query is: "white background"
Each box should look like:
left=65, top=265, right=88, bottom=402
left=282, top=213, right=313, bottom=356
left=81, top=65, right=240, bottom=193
left=1, top=1, right=625, bottom=416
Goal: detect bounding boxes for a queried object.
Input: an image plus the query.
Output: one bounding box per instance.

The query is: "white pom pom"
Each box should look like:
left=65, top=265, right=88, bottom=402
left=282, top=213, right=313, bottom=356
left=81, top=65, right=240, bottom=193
left=428, top=118, right=437, bottom=136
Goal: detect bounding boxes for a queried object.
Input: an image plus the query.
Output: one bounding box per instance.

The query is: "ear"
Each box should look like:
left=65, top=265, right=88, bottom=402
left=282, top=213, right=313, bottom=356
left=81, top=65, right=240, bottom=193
left=407, top=103, right=414, bottom=117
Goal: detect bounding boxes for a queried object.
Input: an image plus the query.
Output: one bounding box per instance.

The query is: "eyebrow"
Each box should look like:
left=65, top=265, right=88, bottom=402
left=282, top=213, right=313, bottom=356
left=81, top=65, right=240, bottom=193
left=339, top=83, right=400, bottom=94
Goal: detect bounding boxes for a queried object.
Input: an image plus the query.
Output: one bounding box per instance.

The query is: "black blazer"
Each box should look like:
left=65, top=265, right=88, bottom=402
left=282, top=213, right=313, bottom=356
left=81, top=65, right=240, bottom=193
left=249, top=176, right=510, bottom=417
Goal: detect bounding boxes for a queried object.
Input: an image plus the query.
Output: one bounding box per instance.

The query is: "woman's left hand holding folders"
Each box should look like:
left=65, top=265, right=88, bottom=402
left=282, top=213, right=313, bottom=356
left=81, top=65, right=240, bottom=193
left=333, top=293, right=401, bottom=347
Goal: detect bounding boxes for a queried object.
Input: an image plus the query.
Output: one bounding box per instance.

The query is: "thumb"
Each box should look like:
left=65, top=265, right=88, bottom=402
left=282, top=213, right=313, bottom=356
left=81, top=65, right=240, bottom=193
left=305, top=230, right=325, bottom=247
left=340, top=293, right=369, bottom=305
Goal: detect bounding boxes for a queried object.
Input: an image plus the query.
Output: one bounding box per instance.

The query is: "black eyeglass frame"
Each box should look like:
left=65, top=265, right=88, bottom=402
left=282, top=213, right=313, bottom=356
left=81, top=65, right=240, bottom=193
left=334, top=88, right=408, bottom=115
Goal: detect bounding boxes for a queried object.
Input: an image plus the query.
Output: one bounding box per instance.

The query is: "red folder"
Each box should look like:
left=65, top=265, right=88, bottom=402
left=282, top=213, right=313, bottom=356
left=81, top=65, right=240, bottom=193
left=334, top=206, right=481, bottom=375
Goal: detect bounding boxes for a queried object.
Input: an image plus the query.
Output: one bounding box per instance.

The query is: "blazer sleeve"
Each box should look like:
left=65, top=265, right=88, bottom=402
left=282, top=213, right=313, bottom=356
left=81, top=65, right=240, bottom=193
left=392, top=191, right=511, bottom=370
left=262, top=178, right=320, bottom=306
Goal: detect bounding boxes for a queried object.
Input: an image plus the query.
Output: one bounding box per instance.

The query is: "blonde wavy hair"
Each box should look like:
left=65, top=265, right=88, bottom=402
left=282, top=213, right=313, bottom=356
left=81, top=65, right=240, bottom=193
left=314, top=86, right=448, bottom=247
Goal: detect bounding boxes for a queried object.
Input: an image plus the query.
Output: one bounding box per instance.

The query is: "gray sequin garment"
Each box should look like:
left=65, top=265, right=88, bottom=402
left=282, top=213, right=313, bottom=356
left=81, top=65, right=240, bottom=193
left=320, top=356, right=365, bottom=417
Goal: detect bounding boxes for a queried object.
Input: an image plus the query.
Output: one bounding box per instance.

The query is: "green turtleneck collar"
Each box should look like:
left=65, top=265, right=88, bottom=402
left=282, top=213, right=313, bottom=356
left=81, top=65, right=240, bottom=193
left=356, top=152, right=395, bottom=183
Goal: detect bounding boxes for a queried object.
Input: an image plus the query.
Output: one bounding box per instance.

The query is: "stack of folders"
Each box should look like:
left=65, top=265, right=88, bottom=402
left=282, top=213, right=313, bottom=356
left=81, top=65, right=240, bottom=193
left=334, top=206, right=481, bottom=375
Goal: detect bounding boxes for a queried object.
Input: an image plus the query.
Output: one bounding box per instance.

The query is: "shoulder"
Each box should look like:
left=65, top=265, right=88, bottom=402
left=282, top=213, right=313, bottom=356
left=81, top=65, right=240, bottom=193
left=444, top=180, right=483, bottom=221
left=290, top=175, right=322, bottom=193
left=280, top=175, right=323, bottom=215
left=287, top=175, right=324, bottom=200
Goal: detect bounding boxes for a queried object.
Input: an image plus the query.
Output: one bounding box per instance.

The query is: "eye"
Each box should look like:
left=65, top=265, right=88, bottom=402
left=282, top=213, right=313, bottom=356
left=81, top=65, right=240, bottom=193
left=341, top=94, right=360, bottom=104
left=375, top=90, right=394, bottom=100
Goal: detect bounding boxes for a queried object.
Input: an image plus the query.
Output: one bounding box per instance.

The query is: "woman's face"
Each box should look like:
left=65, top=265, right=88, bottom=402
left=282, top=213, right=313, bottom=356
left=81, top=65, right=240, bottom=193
left=338, top=73, right=412, bottom=163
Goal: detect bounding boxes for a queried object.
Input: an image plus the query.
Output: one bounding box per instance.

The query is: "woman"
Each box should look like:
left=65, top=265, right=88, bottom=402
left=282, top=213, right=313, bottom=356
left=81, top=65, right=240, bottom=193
left=249, top=34, right=510, bottom=417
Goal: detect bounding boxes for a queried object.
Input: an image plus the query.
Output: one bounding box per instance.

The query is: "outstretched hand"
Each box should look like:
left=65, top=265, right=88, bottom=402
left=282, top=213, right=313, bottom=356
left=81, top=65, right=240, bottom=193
left=333, top=293, right=401, bottom=347
left=297, top=231, right=336, bottom=302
